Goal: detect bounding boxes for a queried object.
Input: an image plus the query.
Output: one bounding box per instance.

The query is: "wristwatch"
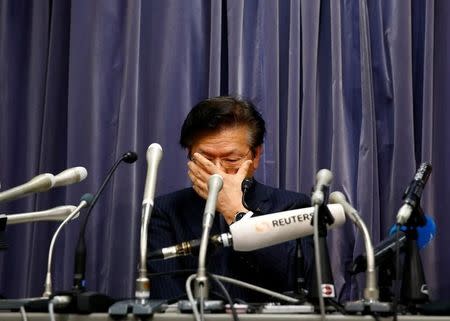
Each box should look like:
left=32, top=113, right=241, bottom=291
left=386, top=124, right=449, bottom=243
left=231, top=211, right=253, bottom=224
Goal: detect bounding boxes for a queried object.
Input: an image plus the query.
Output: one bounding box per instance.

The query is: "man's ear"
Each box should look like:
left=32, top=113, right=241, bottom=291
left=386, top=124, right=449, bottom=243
left=251, top=145, right=263, bottom=170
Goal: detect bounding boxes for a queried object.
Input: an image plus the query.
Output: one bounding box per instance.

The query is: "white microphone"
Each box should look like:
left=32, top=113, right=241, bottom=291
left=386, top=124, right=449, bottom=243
left=311, top=169, right=333, bottom=206
left=0, top=173, right=55, bottom=203
left=43, top=193, right=94, bottom=297
left=230, top=204, right=345, bottom=251
left=4, top=205, right=78, bottom=225
left=53, top=167, right=88, bottom=187
left=328, top=191, right=378, bottom=301
left=136, top=143, right=163, bottom=301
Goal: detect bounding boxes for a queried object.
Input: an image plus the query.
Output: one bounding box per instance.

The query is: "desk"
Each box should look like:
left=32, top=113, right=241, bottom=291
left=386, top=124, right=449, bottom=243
left=0, top=313, right=449, bottom=321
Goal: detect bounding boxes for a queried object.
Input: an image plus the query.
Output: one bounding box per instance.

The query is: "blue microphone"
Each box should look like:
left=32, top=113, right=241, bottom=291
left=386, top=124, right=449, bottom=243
left=389, top=214, right=436, bottom=250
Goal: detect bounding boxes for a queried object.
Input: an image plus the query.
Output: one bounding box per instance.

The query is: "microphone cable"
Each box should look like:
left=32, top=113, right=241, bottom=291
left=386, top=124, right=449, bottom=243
left=148, top=269, right=197, bottom=279
left=209, top=273, right=239, bottom=321
left=241, top=178, right=253, bottom=211
left=19, top=306, right=28, bottom=321
left=393, top=223, right=401, bottom=321
left=186, top=272, right=299, bottom=321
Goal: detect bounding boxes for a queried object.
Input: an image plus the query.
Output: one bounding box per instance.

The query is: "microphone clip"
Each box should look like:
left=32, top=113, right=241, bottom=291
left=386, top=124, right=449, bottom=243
left=402, top=206, right=427, bottom=228
left=311, top=204, right=335, bottom=237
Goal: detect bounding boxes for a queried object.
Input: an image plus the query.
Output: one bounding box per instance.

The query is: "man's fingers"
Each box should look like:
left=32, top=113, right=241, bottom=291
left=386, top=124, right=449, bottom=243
left=188, top=168, right=208, bottom=198
left=192, top=153, right=221, bottom=175
left=237, top=159, right=252, bottom=178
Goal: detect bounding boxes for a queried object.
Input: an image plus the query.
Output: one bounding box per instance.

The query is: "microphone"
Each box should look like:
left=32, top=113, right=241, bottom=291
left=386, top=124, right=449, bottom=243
left=396, top=162, right=432, bottom=225
left=195, top=174, right=224, bottom=301
left=147, top=233, right=231, bottom=260
left=4, top=205, right=78, bottom=224
left=136, top=143, right=163, bottom=301
left=53, top=167, right=88, bottom=187
left=229, top=203, right=345, bottom=251
left=311, top=169, right=333, bottom=206
left=142, top=144, right=163, bottom=208
left=351, top=215, right=436, bottom=274
left=328, top=191, right=379, bottom=301
left=202, top=174, right=223, bottom=226
left=149, top=204, right=344, bottom=260
left=0, top=173, right=55, bottom=203
left=241, top=178, right=251, bottom=211
left=109, top=146, right=166, bottom=316
left=72, top=151, right=138, bottom=291
left=390, top=214, right=436, bottom=249
left=43, top=193, right=94, bottom=297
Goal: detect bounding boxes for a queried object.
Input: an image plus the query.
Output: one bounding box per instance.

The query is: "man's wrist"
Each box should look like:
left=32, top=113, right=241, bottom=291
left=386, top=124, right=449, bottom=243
left=231, top=210, right=254, bottom=224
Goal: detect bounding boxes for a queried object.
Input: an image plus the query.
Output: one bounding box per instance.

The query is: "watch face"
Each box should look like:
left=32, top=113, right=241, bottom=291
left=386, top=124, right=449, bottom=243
left=235, top=212, right=247, bottom=222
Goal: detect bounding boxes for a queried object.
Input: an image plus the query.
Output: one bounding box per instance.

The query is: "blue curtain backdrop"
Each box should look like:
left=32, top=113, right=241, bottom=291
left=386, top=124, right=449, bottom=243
left=0, top=0, right=449, bottom=301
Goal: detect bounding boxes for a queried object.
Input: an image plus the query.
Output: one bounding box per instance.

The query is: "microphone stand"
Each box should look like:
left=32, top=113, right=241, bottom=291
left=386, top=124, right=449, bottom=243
left=193, top=175, right=224, bottom=316
left=294, top=240, right=308, bottom=300
left=109, top=146, right=165, bottom=317
left=282, top=239, right=308, bottom=303
left=310, top=202, right=335, bottom=307
left=0, top=215, right=7, bottom=250
left=108, top=203, right=165, bottom=317
left=378, top=261, right=395, bottom=302
left=400, top=207, right=429, bottom=310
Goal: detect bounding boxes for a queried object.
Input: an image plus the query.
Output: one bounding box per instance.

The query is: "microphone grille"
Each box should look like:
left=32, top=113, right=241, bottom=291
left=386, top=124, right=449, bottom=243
left=316, top=169, right=333, bottom=186
left=76, top=167, right=88, bottom=181
left=329, top=191, right=346, bottom=204
left=241, top=178, right=253, bottom=193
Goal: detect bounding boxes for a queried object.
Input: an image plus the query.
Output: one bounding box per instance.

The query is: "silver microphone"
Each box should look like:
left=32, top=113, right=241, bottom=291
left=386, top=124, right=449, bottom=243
left=195, top=174, right=224, bottom=300
left=142, top=144, right=163, bottom=207
left=0, top=173, right=55, bottom=203
left=136, top=143, right=163, bottom=301
left=311, top=169, right=333, bottom=206
left=53, top=167, right=88, bottom=187
left=4, top=206, right=78, bottom=225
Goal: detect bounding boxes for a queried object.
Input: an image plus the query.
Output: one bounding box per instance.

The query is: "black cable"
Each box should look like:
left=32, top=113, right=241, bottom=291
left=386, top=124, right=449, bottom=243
left=241, top=178, right=253, bottom=211
left=148, top=269, right=197, bottom=279
left=325, top=298, right=346, bottom=314
left=393, top=224, right=401, bottom=321
left=209, top=274, right=239, bottom=321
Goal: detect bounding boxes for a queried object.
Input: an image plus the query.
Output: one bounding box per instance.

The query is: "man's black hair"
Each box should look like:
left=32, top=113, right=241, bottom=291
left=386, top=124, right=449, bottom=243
left=179, top=96, right=266, bottom=152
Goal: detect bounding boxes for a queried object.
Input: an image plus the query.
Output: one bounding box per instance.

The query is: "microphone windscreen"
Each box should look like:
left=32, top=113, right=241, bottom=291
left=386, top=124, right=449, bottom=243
left=81, top=193, right=95, bottom=206
left=122, top=151, right=138, bottom=163
left=389, top=214, right=436, bottom=250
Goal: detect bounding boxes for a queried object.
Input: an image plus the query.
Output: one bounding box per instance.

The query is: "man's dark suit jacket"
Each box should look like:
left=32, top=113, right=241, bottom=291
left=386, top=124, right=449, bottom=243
left=148, top=179, right=314, bottom=302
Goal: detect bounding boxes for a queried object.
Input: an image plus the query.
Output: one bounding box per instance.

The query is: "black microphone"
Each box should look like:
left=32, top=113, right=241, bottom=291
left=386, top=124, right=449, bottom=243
left=147, top=233, right=232, bottom=260
left=241, top=178, right=253, bottom=211
left=351, top=214, right=437, bottom=275
left=351, top=231, right=407, bottom=275
left=396, top=162, right=432, bottom=225
left=73, top=151, right=138, bottom=291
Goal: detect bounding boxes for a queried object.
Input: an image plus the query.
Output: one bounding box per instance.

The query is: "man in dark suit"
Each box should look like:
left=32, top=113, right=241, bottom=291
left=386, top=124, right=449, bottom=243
left=148, top=96, right=313, bottom=302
